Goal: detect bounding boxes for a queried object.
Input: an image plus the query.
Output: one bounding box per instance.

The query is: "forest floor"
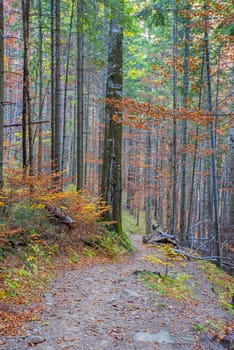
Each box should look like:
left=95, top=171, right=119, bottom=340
left=0, top=234, right=233, bottom=350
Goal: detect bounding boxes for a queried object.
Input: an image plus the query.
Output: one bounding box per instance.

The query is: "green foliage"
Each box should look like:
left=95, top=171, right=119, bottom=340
left=143, top=244, right=186, bottom=277
left=7, top=204, right=55, bottom=237
left=191, top=320, right=225, bottom=333
left=138, top=270, right=192, bottom=300
left=122, top=210, right=145, bottom=236
left=83, top=228, right=133, bottom=258
left=137, top=4, right=166, bottom=27
left=198, top=261, right=234, bottom=313
left=4, top=278, right=20, bottom=297
left=68, top=252, right=80, bottom=263
left=191, top=323, right=207, bottom=332
left=83, top=248, right=97, bottom=258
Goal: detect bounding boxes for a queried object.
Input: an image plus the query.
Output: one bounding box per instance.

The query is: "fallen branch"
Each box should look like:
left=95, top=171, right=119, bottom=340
left=173, top=249, right=232, bottom=261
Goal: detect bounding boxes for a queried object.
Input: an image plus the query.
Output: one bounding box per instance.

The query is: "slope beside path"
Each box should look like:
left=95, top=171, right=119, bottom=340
left=1, top=234, right=233, bottom=350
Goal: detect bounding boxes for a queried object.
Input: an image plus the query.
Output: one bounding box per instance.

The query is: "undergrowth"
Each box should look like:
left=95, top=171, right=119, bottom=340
left=138, top=244, right=192, bottom=300
left=138, top=270, right=192, bottom=300
left=0, top=170, right=133, bottom=336
left=197, top=260, right=234, bottom=314
left=122, top=209, right=146, bottom=236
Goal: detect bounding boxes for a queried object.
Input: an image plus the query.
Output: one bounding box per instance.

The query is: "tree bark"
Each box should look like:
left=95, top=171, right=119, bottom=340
left=180, top=4, right=190, bottom=242
left=101, top=4, right=124, bottom=234
left=76, top=0, right=84, bottom=190
left=54, top=0, right=61, bottom=177
left=171, top=0, right=178, bottom=235
left=62, top=0, right=75, bottom=181
left=22, top=0, right=33, bottom=175
left=204, top=1, right=221, bottom=266
left=229, top=64, right=234, bottom=225
left=38, top=0, right=43, bottom=173
left=0, top=0, right=3, bottom=188
left=51, top=0, right=55, bottom=174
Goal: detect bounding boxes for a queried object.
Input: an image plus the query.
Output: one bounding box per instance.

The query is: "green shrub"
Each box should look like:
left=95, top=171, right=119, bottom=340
left=83, top=228, right=133, bottom=257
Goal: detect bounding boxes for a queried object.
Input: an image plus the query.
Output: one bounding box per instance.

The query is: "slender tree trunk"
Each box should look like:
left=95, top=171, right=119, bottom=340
left=51, top=0, right=55, bottom=174
left=38, top=0, right=43, bottom=173
left=54, top=0, right=61, bottom=177
left=204, top=1, right=221, bottom=266
left=0, top=0, right=3, bottom=188
left=180, top=5, right=190, bottom=242
left=171, top=0, right=178, bottom=235
left=22, top=0, right=33, bottom=175
left=229, top=64, right=234, bottom=225
left=62, top=0, right=75, bottom=180
left=22, top=0, right=29, bottom=169
left=187, top=48, right=205, bottom=241
left=76, top=0, right=84, bottom=190
left=145, top=130, right=153, bottom=235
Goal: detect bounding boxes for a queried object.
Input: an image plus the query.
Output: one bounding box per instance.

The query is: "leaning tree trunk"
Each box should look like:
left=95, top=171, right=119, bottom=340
left=0, top=0, right=3, bottom=188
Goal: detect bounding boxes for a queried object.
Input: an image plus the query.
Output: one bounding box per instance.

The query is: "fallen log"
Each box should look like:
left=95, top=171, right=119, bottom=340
left=143, top=234, right=179, bottom=247
left=45, top=204, right=76, bottom=229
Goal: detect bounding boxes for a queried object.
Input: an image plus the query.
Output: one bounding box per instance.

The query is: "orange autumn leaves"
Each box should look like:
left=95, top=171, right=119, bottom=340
left=107, top=96, right=215, bottom=128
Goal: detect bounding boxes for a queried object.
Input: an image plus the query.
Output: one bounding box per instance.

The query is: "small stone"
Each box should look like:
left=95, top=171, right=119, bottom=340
left=28, top=335, right=46, bottom=345
left=155, top=330, right=175, bottom=344
left=134, top=332, right=158, bottom=342
left=123, top=289, right=140, bottom=297
left=134, top=330, right=175, bottom=344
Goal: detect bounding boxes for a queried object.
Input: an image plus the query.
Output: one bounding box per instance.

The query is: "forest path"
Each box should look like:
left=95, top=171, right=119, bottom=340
left=2, top=234, right=232, bottom=350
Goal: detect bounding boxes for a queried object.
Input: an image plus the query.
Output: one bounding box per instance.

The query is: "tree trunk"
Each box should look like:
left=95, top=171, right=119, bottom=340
left=62, top=0, right=75, bottom=181
left=0, top=0, right=3, bottom=188
left=38, top=0, right=43, bottom=173
left=187, top=47, right=205, bottom=241
left=54, top=0, right=61, bottom=177
left=51, top=0, right=55, bottom=174
left=229, top=64, right=234, bottom=226
left=101, top=4, right=124, bottom=234
left=171, top=0, right=178, bottom=235
left=76, top=0, right=84, bottom=190
left=22, top=0, right=33, bottom=175
left=204, top=1, right=221, bottom=266
left=145, top=131, right=153, bottom=235
left=180, top=5, right=190, bottom=242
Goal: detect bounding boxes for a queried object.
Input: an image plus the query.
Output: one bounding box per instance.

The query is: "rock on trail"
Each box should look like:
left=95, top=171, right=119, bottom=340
left=1, top=235, right=232, bottom=350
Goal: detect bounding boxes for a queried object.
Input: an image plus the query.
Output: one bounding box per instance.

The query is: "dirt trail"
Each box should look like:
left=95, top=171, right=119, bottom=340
left=1, top=235, right=232, bottom=350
